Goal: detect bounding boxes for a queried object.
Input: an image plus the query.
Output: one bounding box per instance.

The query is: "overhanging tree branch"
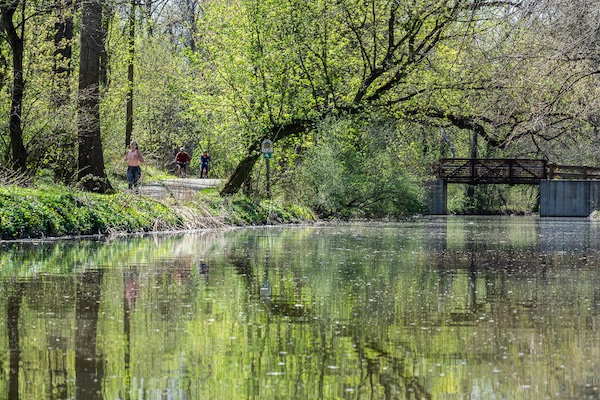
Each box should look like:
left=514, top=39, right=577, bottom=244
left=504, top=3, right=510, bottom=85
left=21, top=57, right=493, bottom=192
left=220, top=119, right=312, bottom=195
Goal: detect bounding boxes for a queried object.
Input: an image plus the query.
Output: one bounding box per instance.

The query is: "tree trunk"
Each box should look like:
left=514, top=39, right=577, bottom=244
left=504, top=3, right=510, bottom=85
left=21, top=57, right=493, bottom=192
left=143, top=0, right=153, bottom=35
left=221, top=151, right=261, bottom=195
left=77, top=0, right=112, bottom=193
left=99, top=2, right=113, bottom=87
left=125, top=0, right=135, bottom=147
left=220, top=120, right=308, bottom=195
left=51, top=0, right=76, bottom=183
left=467, top=129, right=477, bottom=205
left=52, top=0, right=73, bottom=107
left=1, top=1, right=27, bottom=172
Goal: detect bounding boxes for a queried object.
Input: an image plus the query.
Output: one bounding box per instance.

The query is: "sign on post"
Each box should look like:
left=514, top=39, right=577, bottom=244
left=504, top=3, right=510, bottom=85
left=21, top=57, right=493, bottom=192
left=261, top=139, right=273, bottom=198
left=261, top=139, right=274, bottom=159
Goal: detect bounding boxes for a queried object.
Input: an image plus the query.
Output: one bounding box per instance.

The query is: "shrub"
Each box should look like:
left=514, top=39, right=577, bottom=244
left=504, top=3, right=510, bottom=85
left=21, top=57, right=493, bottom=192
left=289, top=119, right=424, bottom=219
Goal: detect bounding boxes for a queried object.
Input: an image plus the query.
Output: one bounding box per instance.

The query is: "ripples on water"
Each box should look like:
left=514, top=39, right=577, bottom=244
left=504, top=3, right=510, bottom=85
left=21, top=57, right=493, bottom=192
left=1, top=217, right=600, bottom=399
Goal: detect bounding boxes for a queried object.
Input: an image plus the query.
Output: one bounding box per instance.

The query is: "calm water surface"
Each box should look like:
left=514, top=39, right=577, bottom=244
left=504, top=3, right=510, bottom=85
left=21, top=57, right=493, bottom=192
left=1, top=216, right=600, bottom=399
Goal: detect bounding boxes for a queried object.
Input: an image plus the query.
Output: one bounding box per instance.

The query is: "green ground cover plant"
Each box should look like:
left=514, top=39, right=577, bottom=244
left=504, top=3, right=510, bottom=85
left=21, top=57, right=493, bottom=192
left=0, top=186, right=181, bottom=239
left=0, top=185, right=317, bottom=240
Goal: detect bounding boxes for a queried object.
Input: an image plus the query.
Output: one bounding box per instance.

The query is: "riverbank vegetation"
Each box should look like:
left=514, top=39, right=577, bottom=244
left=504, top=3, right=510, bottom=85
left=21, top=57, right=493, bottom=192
left=0, top=182, right=317, bottom=240
left=0, top=0, right=598, bottom=222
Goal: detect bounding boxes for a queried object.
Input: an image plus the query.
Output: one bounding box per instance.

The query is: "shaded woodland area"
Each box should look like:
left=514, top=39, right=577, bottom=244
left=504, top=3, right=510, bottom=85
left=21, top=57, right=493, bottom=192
left=1, top=0, right=599, bottom=216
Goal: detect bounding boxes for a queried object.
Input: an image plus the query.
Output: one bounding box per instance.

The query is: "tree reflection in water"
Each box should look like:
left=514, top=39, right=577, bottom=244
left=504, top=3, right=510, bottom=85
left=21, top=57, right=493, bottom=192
left=1, top=219, right=600, bottom=399
left=75, top=270, right=104, bottom=399
left=7, top=280, right=24, bottom=400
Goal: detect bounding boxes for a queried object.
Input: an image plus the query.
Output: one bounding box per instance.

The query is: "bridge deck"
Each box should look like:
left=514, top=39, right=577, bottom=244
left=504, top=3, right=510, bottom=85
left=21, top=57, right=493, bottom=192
left=436, top=158, right=600, bottom=184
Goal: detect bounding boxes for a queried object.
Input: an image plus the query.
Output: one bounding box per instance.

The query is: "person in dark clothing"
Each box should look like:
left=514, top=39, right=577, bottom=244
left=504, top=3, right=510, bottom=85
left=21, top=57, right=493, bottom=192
left=175, top=147, right=191, bottom=177
left=200, top=150, right=211, bottom=178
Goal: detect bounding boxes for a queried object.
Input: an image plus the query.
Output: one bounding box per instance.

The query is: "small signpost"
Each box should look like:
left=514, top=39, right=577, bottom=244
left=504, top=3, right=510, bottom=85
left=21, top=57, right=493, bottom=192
left=261, top=139, right=273, bottom=159
left=261, top=139, right=274, bottom=198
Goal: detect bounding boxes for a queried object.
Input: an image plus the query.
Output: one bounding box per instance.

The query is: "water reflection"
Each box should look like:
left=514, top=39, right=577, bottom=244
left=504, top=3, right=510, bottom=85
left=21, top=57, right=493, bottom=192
left=1, top=218, right=600, bottom=399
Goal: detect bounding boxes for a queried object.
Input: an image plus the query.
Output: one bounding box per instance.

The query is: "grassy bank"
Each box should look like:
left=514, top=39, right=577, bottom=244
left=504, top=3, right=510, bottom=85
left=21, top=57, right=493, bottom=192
left=0, top=185, right=317, bottom=240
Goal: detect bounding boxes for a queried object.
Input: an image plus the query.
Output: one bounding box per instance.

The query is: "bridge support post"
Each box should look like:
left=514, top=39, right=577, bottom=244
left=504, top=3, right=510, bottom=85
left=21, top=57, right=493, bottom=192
left=426, top=179, right=447, bottom=215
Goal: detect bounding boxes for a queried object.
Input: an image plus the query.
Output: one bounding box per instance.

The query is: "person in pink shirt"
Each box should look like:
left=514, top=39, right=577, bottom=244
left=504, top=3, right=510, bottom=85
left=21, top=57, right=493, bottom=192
left=124, top=140, right=144, bottom=192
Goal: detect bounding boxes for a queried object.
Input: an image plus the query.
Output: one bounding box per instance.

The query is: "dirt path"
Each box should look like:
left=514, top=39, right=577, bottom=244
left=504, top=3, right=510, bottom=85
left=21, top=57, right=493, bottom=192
left=138, top=178, right=222, bottom=200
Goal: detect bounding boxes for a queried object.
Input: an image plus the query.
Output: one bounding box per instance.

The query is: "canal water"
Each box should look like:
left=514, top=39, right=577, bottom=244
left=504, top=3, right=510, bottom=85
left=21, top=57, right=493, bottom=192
left=1, top=217, right=600, bottom=399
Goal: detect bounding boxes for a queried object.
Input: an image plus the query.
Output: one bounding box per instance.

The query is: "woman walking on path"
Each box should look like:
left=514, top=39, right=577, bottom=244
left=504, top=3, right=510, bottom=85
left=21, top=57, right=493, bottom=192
left=125, top=141, right=144, bottom=192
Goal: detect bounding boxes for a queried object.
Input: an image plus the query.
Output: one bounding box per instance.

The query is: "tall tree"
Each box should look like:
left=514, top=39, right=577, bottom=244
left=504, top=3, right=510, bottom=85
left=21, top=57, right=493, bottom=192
left=125, top=0, right=135, bottom=147
left=200, top=0, right=600, bottom=195
left=214, top=0, right=472, bottom=194
left=161, top=0, right=202, bottom=51
left=77, top=0, right=112, bottom=192
left=49, top=0, right=76, bottom=182
left=52, top=0, right=74, bottom=107
left=1, top=0, right=27, bottom=172
left=99, top=2, right=113, bottom=86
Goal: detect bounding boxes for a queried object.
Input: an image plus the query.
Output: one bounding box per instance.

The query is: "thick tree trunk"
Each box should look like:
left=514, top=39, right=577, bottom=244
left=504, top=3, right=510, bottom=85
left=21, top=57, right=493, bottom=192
left=1, top=1, right=27, bottom=172
left=221, top=150, right=261, bottom=195
left=77, top=0, right=112, bottom=193
left=220, top=120, right=308, bottom=195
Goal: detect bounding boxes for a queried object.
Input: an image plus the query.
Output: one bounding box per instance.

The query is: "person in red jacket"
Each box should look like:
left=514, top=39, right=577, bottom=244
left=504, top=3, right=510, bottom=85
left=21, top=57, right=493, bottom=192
left=174, top=147, right=191, bottom=177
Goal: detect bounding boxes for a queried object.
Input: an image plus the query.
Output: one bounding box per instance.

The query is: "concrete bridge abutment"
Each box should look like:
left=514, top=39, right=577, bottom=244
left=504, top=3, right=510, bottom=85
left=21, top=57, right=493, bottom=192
left=426, top=179, right=447, bottom=215
left=539, top=180, right=600, bottom=217
left=426, top=179, right=600, bottom=217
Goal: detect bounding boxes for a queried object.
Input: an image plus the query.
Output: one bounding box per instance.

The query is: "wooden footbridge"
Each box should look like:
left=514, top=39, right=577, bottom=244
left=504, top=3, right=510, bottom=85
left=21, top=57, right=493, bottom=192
left=431, top=158, right=600, bottom=216
left=435, top=158, right=600, bottom=184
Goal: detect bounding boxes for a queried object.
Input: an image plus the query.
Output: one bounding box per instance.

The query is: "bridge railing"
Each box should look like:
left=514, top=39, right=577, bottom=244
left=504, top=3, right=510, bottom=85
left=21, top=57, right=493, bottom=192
left=547, top=163, right=600, bottom=180
left=436, top=158, right=547, bottom=184
left=436, top=159, right=600, bottom=184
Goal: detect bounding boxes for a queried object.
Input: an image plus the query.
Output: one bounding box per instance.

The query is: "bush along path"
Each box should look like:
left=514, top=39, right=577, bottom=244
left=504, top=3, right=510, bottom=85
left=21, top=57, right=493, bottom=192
left=0, top=185, right=316, bottom=240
